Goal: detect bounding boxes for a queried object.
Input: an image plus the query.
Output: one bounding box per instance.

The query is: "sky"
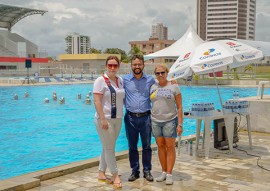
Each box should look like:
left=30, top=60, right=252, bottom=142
left=1, top=0, right=270, bottom=58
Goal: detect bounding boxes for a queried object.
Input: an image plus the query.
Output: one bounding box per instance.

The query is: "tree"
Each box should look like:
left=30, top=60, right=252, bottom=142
left=89, top=48, right=102, bottom=54
left=244, top=64, right=254, bottom=72
left=47, top=56, right=54, bottom=61
left=230, top=68, right=239, bottom=80
left=128, top=45, right=144, bottom=58
left=244, top=64, right=254, bottom=78
left=104, top=48, right=129, bottom=63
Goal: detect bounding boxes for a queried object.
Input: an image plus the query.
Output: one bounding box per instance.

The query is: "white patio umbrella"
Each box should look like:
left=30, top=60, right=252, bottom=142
left=168, top=39, right=264, bottom=109
left=236, top=39, right=270, bottom=57
left=190, top=39, right=263, bottom=74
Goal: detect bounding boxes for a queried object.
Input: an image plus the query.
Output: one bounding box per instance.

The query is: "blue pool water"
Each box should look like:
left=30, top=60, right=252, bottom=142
left=0, top=84, right=268, bottom=180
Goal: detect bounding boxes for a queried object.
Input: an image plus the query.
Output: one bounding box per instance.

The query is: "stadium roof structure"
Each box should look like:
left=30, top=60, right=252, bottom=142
left=0, top=4, right=47, bottom=31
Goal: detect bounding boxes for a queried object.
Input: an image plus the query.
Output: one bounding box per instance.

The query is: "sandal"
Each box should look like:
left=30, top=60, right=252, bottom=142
left=113, top=181, right=122, bottom=189
left=98, top=177, right=113, bottom=184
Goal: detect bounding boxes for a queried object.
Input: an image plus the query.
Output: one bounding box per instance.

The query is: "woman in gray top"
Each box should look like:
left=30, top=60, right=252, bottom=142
left=150, top=63, right=183, bottom=185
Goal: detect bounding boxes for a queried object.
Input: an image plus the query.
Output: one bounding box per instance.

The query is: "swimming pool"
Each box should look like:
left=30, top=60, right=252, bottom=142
left=0, top=84, right=268, bottom=180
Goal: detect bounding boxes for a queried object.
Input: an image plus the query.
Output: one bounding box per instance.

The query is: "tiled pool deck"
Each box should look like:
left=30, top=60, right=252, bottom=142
left=1, top=131, right=270, bottom=191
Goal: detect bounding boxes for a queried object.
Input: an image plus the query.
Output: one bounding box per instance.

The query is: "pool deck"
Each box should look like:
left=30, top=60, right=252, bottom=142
left=1, top=131, right=270, bottom=191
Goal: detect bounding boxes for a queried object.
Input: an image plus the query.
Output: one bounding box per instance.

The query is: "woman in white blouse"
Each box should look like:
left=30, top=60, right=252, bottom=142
left=93, top=55, right=125, bottom=189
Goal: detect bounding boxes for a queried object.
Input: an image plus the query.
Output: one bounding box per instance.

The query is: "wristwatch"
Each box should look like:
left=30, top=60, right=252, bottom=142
left=178, top=124, right=183, bottom=127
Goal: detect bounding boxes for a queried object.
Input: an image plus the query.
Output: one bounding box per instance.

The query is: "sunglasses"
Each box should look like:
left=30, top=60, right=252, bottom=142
left=155, top=71, right=166, bottom=76
left=107, top=64, right=119, bottom=69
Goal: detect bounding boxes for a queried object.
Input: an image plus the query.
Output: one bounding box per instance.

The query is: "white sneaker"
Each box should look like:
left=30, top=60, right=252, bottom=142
left=155, top=172, right=166, bottom=182
left=165, top=174, right=173, bottom=185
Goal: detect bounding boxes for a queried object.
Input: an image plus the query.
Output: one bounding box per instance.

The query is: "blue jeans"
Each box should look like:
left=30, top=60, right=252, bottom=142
left=124, top=112, right=152, bottom=173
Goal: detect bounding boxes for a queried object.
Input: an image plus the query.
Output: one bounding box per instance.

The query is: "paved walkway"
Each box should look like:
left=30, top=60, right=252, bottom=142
left=1, top=131, right=269, bottom=191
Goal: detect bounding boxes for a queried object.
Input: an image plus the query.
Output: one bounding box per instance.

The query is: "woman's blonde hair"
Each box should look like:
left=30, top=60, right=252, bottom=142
left=154, top=63, right=169, bottom=73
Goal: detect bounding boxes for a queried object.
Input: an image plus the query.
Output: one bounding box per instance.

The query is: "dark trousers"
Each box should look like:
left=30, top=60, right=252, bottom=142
left=124, top=112, right=152, bottom=173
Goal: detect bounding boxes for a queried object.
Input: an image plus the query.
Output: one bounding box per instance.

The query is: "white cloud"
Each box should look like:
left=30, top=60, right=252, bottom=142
left=53, top=14, right=73, bottom=23
left=0, top=0, right=269, bottom=58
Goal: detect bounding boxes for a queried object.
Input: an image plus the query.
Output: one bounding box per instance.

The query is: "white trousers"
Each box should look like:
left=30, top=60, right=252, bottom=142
left=95, top=118, right=122, bottom=174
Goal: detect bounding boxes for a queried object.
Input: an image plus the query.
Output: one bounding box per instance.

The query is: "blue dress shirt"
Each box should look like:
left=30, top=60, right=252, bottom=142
left=123, top=73, right=156, bottom=113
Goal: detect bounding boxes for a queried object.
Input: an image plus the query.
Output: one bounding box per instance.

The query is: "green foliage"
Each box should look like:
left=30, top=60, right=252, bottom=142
left=103, top=48, right=128, bottom=62
left=121, top=58, right=129, bottom=63
left=193, top=74, right=199, bottom=80
left=230, top=68, right=239, bottom=80
left=244, top=64, right=254, bottom=72
left=47, top=57, right=54, bottom=61
left=128, top=45, right=144, bottom=58
left=244, top=64, right=254, bottom=78
left=89, top=48, right=102, bottom=54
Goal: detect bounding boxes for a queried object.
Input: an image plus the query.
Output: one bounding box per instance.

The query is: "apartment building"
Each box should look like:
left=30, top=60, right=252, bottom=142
left=197, top=0, right=256, bottom=40
left=129, top=37, right=176, bottom=64
left=65, top=33, right=90, bottom=54
left=129, top=23, right=175, bottom=63
left=151, top=23, right=168, bottom=40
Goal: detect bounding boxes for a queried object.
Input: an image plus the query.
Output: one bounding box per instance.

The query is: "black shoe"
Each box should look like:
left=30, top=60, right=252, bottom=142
left=143, top=171, right=154, bottom=182
left=128, top=172, right=140, bottom=182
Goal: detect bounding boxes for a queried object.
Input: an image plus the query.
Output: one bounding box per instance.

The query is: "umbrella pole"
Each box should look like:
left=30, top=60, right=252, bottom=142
left=212, top=69, right=224, bottom=114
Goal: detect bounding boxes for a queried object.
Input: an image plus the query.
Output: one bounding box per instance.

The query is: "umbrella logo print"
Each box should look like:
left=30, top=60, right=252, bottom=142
left=203, top=48, right=215, bottom=55
left=240, top=54, right=256, bottom=60
left=183, top=52, right=191, bottom=59
left=201, top=64, right=207, bottom=69
left=226, top=41, right=241, bottom=48
left=173, top=71, right=185, bottom=78
left=226, top=42, right=236, bottom=46
left=200, top=48, right=221, bottom=60
left=177, top=52, right=192, bottom=65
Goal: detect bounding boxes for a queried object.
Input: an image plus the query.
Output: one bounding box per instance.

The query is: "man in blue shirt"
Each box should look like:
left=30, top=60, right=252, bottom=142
left=123, top=55, right=155, bottom=182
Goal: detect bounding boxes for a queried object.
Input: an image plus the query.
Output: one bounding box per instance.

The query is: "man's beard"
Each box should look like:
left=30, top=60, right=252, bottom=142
left=132, top=68, right=143, bottom=75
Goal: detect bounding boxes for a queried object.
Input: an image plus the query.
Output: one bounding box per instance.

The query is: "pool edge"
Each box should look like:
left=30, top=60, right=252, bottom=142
left=0, top=135, right=197, bottom=191
left=0, top=150, right=126, bottom=191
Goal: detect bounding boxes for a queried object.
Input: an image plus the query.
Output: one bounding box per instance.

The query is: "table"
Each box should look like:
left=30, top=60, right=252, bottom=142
left=181, top=111, right=252, bottom=159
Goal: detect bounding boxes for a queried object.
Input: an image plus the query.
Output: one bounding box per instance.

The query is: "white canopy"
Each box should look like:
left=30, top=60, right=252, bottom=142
left=144, top=25, right=204, bottom=61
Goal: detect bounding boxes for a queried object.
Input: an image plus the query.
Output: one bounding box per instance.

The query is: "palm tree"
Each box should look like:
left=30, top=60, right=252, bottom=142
left=128, top=45, right=144, bottom=58
left=231, top=68, right=239, bottom=80
left=244, top=64, right=254, bottom=78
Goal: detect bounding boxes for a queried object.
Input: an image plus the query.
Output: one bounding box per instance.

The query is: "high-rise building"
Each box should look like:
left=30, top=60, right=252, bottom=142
left=197, top=0, right=256, bottom=41
left=65, top=33, right=90, bottom=54
left=151, top=23, right=168, bottom=40
left=129, top=23, right=175, bottom=64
